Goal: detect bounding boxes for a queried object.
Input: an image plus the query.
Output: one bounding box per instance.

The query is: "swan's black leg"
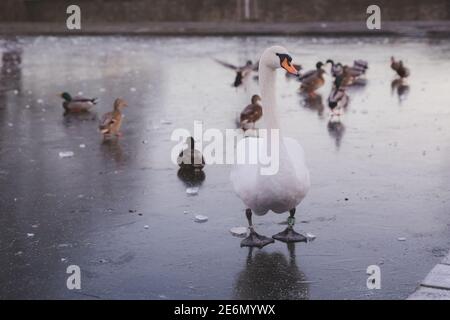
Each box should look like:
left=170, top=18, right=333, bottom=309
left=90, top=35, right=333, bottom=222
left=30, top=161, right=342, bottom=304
left=272, top=208, right=307, bottom=243
left=240, top=209, right=274, bottom=248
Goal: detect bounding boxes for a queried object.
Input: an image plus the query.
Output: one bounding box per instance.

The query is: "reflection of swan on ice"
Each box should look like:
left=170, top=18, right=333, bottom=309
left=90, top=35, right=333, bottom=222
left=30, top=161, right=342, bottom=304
left=233, top=244, right=309, bottom=300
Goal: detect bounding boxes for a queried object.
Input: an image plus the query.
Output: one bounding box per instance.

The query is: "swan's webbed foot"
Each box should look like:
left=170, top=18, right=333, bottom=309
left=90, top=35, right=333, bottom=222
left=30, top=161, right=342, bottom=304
left=241, top=229, right=274, bottom=248
left=272, top=226, right=307, bottom=243
left=240, top=208, right=274, bottom=248
left=272, top=208, right=307, bottom=243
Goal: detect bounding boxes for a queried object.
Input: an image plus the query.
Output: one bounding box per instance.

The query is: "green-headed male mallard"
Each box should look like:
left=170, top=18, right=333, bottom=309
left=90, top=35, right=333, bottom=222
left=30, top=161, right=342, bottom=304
left=60, top=92, right=98, bottom=114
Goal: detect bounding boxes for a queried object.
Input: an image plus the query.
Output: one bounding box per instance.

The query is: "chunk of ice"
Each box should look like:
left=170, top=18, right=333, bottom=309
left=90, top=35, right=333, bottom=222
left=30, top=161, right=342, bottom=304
left=58, top=151, right=74, bottom=158
left=306, top=232, right=316, bottom=241
left=194, top=215, right=208, bottom=223
left=186, top=187, right=199, bottom=195
left=230, top=227, right=248, bottom=238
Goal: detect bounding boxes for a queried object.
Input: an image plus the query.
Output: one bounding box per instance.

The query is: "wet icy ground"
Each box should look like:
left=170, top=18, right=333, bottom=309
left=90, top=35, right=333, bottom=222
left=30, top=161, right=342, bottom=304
left=0, top=36, right=450, bottom=299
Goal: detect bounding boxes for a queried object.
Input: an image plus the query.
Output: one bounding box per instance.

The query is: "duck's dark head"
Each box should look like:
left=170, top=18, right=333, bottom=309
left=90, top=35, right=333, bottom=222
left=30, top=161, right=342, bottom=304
left=60, top=92, right=72, bottom=102
left=114, top=98, right=128, bottom=110
left=316, top=61, right=324, bottom=70
left=326, top=59, right=334, bottom=66
left=251, top=94, right=261, bottom=105
left=186, top=136, right=195, bottom=150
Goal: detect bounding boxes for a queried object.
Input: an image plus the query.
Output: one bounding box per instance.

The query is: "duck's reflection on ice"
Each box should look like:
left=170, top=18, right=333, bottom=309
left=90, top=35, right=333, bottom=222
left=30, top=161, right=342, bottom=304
left=301, top=93, right=325, bottom=118
left=177, top=168, right=206, bottom=187
left=62, top=111, right=98, bottom=123
left=1, top=37, right=22, bottom=93
left=233, top=243, right=309, bottom=300
left=391, top=79, right=410, bottom=102
left=101, top=138, right=125, bottom=166
left=327, top=119, right=346, bottom=150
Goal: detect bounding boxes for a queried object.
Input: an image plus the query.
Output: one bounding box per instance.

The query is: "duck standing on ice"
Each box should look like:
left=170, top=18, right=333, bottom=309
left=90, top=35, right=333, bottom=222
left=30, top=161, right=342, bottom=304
left=231, top=46, right=311, bottom=248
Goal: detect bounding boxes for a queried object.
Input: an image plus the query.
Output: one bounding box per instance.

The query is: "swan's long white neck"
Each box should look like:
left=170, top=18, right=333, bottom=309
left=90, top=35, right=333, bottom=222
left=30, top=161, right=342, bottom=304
left=259, top=63, right=279, bottom=130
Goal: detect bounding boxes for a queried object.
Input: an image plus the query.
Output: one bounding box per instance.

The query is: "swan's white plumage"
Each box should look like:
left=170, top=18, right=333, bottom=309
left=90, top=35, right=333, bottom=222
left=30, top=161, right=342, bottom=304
left=230, top=45, right=310, bottom=216
left=231, top=136, right=310, bottom=216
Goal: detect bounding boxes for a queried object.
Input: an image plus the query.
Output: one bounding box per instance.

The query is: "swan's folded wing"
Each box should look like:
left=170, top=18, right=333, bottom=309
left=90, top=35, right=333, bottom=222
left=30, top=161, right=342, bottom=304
left=231, top=136, right=311, bottom=215
left=283, top=137, right=311, bottom=194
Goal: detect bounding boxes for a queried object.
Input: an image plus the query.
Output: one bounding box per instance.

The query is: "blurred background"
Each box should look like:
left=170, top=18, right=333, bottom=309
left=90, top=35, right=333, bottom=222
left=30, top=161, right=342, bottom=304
left=0, top=0, right=449, bottom=24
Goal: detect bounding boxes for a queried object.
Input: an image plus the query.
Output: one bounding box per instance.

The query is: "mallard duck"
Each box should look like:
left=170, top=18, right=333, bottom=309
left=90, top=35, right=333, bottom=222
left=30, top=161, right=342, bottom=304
left=326, top=60, right=366, bottom=86
left=214, top=59, right=258, bottom=87
left=391, top=57, right=410, bottom=78
left=328, top=77, right=348, bottom=117
left=239, top=95, right=262, bottom=131
left=231, top=46, right=310, bottom=248
left=98, top=98, right=127, bottom=137
left=298, top=62, right=325, bottom=96
left=326, top=60, right=343, bottom=78
left=353, top=59, right=368, bottom=74
left=177, top=137, right=205, bottom=170
left=60, top=92, right=97, bottom=114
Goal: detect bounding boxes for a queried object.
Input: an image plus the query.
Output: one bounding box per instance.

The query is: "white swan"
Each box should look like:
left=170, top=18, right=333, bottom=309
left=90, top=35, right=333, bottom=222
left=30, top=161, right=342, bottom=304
left=230, top=46, right=311, bottom=248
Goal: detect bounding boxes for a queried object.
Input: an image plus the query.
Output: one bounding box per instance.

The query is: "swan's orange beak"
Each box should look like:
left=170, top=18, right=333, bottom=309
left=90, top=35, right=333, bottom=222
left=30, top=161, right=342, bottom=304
left=281, top=58, right=298, bottom=75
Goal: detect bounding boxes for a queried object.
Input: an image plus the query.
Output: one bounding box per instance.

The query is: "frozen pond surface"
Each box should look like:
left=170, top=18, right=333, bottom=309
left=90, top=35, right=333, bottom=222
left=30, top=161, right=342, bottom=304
left=0, top=36, right=450, bottom=299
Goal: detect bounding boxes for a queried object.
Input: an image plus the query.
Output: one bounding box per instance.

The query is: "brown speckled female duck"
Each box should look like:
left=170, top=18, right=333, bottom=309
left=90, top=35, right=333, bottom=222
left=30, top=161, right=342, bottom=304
left=99, top=98, right=127, bottom=138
